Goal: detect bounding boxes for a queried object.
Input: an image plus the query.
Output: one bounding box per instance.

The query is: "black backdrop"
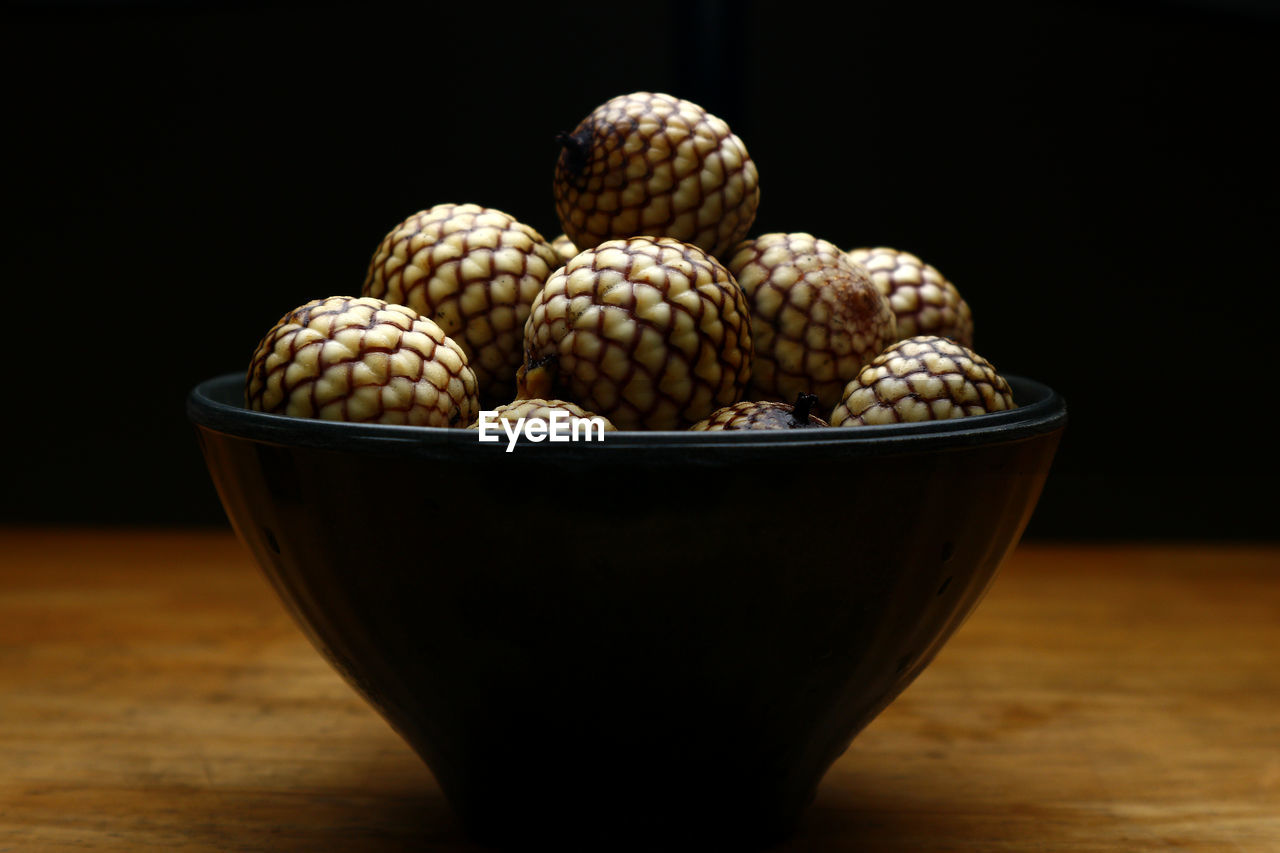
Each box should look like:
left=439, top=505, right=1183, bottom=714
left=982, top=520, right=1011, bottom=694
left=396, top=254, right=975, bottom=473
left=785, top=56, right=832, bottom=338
left=6, top=0, right=1278, bottom=538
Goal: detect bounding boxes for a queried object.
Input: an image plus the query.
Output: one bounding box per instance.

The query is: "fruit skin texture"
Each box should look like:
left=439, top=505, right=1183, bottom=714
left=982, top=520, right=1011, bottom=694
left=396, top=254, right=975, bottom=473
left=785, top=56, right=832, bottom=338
left=246, top=296, right=479, bottom=427
left=550, top=233, right=579, bottom=266
left=362, top=203, right=559, bottom=408
left=554, top=92, right=759, bottom=259
left=689, top=396, right=829, bottom=431
left=830, top=335, right=1014, bottom=426
left=518, top=236, right=753, bottom=431
left=466, top=398, right=616, bottom=431
left=846, top=247, right=974, bottom=347
left=726, top=233, right=897, bottom=413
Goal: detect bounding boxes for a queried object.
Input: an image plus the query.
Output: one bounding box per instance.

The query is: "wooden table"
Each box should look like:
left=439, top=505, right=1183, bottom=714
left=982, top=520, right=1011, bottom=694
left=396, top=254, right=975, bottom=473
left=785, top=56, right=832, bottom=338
left=2, top=530, right=1277, bottom=851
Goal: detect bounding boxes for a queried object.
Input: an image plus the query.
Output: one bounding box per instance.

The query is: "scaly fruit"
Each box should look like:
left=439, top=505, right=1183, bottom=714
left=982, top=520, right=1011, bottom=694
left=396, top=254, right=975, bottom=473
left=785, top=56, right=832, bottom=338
left=830, top=335, right=1014, bottom=426
left=362, top=203, right=559, bottom=408
left=725, top=233, right=896, bottom=412
left=553, top=92, right=759, bottom=259
left=846, top=247, right=973, bottom=347
left=246, top=295, right=478, bottom=427
left=467, top=398, right=616, bottom=431
left=518, top=236, right=752, bottom=430
left=550, top=233, right=579, bottom=265
left=689, top=393, right=828, bottom=431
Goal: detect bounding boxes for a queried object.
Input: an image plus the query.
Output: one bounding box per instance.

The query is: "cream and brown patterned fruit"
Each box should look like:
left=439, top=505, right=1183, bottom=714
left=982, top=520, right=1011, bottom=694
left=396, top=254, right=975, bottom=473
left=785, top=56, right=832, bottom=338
left=689, top=393, right=828, bottom=431
left=830, top=335, right=1014, bottom=426
left=846, top=247, right=974, bottom=348
left=246, top=296, right=479, bottom=427
left=726, top=233, right=897, bottom=413
left=466, top=398, right=616, bottom=430
left=517, top=236, right=752, bottom=431
left=553, top=92, right=760, bottom=259
left=550, top=233, right=579, bottom=266
left=362, top=203, right=559, bottom=408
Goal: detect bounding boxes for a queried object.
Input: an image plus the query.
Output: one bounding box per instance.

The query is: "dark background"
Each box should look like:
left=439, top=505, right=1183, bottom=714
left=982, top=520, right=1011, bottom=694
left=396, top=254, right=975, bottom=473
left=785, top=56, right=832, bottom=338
left=5, top=0, right=1277, bottom=539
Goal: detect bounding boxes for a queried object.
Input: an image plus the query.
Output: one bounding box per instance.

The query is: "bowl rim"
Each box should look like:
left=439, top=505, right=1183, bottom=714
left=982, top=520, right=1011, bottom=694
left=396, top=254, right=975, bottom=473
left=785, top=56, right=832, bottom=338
left=188, top=372, right=1067, bottom=455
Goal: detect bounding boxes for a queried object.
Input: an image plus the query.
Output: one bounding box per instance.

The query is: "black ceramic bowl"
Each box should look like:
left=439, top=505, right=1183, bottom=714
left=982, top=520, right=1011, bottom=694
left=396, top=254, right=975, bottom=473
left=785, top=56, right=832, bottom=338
left=188, top=372, right=1065, bottom=849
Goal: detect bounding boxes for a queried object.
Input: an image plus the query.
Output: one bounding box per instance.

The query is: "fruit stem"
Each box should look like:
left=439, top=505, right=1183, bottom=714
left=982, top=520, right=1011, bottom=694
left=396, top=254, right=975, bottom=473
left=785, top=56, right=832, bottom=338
left=556, top=128, right=593, bottom=176
left=792, top=393, right=819, bottom=424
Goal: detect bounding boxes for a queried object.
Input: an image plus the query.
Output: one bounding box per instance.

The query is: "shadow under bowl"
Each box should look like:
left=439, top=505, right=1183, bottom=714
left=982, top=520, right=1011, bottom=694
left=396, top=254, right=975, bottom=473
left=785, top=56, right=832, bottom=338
left=188, top=373, right=1066, bottom=849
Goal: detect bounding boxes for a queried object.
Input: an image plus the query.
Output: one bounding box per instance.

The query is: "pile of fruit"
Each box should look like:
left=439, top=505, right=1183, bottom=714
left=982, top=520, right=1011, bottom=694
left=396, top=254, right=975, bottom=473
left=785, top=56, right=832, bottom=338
left=246, top=92, right=1014, bottom=433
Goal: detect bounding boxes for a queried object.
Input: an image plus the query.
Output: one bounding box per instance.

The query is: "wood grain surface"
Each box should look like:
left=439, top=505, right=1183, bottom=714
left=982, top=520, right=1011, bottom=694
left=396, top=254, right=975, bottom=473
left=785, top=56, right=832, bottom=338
left=1, top=530, right=1277, bottom=851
